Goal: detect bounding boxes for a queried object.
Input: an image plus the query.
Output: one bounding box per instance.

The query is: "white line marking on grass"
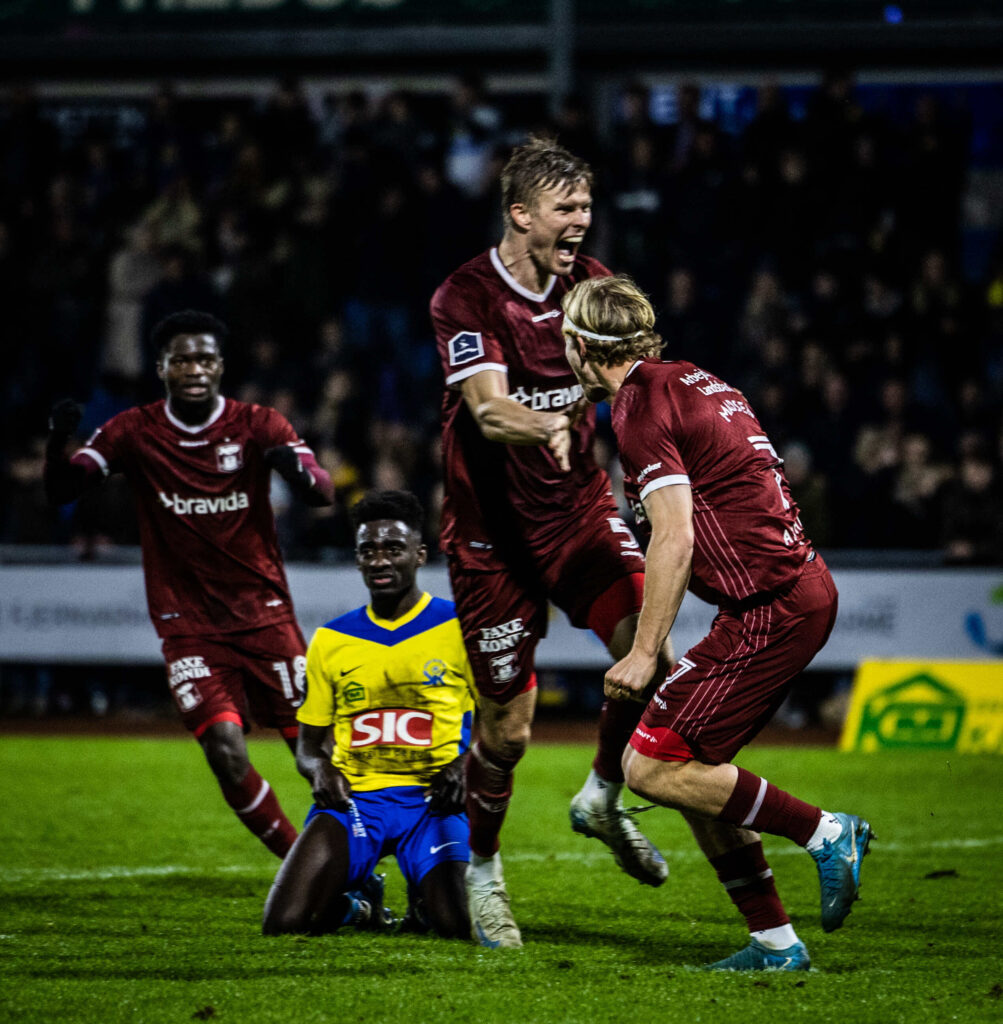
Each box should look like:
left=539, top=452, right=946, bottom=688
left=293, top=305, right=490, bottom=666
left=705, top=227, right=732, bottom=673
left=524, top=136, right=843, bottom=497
left=5, top=835, right=1002, bottom=884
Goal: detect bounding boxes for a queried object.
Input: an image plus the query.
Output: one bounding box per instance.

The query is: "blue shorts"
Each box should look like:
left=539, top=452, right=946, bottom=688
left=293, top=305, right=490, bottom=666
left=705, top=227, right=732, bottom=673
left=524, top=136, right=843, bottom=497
left=305, top=786, right=469, bottom=890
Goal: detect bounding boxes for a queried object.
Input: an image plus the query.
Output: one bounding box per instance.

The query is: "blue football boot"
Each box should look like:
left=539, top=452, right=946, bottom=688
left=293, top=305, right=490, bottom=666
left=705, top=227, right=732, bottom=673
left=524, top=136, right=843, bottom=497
left=706, top=938, right=811, bottom=972
left=810, top=812, right=873, bottom=932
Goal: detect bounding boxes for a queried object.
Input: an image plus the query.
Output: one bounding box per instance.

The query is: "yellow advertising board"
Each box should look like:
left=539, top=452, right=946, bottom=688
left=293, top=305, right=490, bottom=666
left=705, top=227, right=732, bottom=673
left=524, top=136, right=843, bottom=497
left=840, top=661, right=1003, bottom=753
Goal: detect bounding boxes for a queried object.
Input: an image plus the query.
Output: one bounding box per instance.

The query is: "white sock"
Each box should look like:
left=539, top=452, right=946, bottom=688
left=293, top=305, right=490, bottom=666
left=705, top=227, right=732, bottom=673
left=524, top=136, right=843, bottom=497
left=468, top=852, right=501, bottom=884
left=582, top=768, right=623, bottom=805
left=751, top=924, right=798, bottom=950
left=805, top=811, right=842, bottom=852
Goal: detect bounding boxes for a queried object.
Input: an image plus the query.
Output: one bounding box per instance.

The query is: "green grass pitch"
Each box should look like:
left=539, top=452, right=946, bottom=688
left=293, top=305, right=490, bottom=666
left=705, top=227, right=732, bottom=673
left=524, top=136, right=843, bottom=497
left=1, top=736, right=1001, bottom=1024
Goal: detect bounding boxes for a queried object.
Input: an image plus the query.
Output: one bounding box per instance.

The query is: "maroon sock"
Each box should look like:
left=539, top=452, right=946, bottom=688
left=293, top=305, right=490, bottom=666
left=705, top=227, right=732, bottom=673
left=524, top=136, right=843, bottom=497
left=719, top=767, right=822, bottom=846
left=465, top=740, right=520, bottom=858
left=709, top=841, right=789, bottom=931
left=220, top=765, right=297, bottom=858
left=592, top=697, right=645, bottom=783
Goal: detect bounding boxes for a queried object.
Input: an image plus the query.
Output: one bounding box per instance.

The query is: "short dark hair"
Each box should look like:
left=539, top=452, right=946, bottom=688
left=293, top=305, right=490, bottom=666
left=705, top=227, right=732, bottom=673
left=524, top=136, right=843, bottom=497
left=350, top=490, right=424, bottom=536
left=150, top=311, right=229, bottom=357
left=500, top=135, right=593, bottom=228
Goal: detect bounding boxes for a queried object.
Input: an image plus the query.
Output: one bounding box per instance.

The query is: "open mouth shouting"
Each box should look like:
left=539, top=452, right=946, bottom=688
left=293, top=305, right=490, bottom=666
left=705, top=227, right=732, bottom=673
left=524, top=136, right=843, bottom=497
left=555, top=235, right=583, bottom=270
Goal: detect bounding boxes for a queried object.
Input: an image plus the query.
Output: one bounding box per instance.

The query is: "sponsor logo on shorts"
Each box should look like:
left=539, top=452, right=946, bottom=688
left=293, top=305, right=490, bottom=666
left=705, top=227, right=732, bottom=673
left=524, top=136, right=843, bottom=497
left=430, top=841, right=460, bottom=854
left=489, top=653, right=519, bottom=684
left=158, top=490, right=250, bottom=516
left=215, top=442, right=243, bottom=472
left=478, top=617, right=529, bottom=652
left=169, top=656, right=212, bottom=686
left=346, top=798, right=367, bottom=838
left=350, top=708, right=433, bottom=748
left=448, top=331, right=484, bottom=366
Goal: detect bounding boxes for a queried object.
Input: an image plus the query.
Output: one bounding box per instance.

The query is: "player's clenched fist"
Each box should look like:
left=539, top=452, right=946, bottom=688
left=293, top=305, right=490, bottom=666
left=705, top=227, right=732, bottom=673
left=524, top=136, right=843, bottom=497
left=49, top=398, right=83, bottom=436
left=264, top=444, right=310, bottom=485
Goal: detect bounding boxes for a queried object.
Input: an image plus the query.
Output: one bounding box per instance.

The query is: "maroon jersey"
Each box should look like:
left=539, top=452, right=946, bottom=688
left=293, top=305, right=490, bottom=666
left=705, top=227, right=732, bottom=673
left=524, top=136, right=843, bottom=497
left=431, top=248, right=613, bottom=569
left=613, top=360, right=811, bottom=601
left=73, top=397, right=312, bottom=638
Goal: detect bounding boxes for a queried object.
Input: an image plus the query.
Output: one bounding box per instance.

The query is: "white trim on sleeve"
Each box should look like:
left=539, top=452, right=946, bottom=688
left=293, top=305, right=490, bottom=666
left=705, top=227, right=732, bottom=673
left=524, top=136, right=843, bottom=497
left=76, top=447, right=110, bottom=476
left=639, top=474, right=690, bottom=500
left=445, top=362, right=508, bottom=387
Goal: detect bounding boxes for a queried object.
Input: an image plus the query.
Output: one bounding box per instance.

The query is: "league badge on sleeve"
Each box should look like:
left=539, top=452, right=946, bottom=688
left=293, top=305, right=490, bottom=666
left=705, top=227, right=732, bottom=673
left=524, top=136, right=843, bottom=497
left=215, top=442, right=243, bottom=472
left=448, top=331, right=484, bottom=367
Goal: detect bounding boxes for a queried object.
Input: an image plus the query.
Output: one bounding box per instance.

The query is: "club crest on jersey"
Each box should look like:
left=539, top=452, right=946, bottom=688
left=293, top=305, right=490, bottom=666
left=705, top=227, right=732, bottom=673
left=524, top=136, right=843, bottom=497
left=423, top=659, right=447, bottom=686
left=447, top=331, right=484, bottom=366
left=215, top=442, right=243, bottom=473
left=489, top=653, right=519, bottom=684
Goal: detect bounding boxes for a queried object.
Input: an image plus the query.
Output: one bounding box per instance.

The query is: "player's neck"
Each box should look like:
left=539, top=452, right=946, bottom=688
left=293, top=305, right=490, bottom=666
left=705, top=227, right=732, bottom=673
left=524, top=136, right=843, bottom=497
left=369, top=586, right=423, bottom=623
left=496, top=234, right=550, bottom=295
left=166, top=395, right=222, bottom=428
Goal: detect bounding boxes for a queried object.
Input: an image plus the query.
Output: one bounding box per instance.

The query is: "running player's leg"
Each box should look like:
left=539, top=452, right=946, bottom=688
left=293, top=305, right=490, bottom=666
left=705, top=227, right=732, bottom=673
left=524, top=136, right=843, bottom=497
left=164, top=634, right=298, bottom=858
left=551, top=518, right=667, bottom=886
left=449, top=564, right=544, bottom=948
left=262, top=813, right=351, bottom=934
left=198, top=719, right=298, bottom=859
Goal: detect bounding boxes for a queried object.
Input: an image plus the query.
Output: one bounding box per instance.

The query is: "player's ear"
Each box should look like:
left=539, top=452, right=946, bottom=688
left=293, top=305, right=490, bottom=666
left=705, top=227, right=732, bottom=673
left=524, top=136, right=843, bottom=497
left=509, top=202, right=532, bottom=231
left=416, top=544, right=428, bottom=567
left=155, top=353, right=167, bottom=381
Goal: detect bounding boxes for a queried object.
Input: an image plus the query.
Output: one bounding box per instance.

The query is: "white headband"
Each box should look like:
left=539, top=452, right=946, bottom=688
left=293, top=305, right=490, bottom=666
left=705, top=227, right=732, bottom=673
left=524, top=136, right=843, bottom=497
left=562, top=316, right=646, bottom=343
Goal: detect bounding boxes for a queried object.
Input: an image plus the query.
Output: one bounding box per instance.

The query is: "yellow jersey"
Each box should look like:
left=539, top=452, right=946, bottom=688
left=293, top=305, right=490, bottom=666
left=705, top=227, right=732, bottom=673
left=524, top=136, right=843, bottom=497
left=298, top=592, right=476, bottom=792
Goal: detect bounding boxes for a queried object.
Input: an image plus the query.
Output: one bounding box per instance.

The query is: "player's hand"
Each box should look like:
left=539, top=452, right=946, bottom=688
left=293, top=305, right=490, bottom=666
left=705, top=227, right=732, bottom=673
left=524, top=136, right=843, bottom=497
left=546, top=415, right=572, bottom=472
left=425, top=753, right=467, bottom=814
left=49, top=399, right=83, bottom=437
left=264, top=444, right=308, bottom=484
left=311, top=763, right=352, bottom=811
left=604, top=649, right=657, bottom=703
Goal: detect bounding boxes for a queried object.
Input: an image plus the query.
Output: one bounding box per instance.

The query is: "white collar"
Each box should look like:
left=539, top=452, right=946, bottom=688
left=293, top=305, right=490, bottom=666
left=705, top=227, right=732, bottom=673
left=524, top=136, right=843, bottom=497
left=490, top=247, right=556, bottom=303
left=165, top=396, right=226, bottom=434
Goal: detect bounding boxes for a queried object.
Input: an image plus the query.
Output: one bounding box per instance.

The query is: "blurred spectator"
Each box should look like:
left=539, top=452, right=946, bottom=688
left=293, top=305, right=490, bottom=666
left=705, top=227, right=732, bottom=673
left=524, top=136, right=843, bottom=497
left=1, top=72, right=999, bottom=564
left=940, top=451, right=1003, bottom=565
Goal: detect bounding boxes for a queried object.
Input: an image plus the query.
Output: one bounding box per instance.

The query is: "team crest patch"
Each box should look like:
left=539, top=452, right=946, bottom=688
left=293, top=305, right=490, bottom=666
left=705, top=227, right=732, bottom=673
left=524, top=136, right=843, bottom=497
left=447, top=331, right=484, bottom=367
left=423, top=659, right=447, bottom=686
left=215, top=442, right=243, bottom=472
left=489, top=653, right=519, bottom=684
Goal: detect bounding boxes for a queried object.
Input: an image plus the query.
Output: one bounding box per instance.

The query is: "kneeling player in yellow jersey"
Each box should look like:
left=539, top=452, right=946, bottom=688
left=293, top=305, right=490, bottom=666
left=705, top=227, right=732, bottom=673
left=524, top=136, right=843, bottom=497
left=262, top=491, right=477, bottom=938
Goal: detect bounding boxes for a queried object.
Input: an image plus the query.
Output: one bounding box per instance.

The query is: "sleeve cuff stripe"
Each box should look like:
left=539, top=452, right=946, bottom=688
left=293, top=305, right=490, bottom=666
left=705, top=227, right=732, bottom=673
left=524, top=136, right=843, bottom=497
left=76, top=447, right=109, bottom=476
left=445, top=362, right=508, bottom=386
left=639, top=474, right=690, bottom=500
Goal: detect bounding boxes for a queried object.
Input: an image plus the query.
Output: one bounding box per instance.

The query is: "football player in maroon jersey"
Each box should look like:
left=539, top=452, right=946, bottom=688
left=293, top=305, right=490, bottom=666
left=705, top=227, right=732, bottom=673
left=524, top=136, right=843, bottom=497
left=45, top=310, right=334, bottom=860
left=431, top=138, right=668, bottom=948
left=562, top=275, right=873, bottom=972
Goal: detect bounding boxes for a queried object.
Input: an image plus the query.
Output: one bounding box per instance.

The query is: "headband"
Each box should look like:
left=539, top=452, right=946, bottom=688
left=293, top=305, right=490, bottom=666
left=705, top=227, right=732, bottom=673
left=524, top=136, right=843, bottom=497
left=562, top=316, right=647, bottom=343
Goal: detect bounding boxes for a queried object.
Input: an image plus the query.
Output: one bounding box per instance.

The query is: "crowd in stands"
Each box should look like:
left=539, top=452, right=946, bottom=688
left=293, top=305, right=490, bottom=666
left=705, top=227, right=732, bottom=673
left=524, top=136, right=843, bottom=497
left=2, top=71, right=1002, bottom=564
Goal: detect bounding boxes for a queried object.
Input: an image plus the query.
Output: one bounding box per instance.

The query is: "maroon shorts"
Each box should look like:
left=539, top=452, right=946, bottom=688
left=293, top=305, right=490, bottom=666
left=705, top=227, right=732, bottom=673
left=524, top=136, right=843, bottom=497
left=630, top=555, right=838, bottom=765
left=161, top=620, right=307, bottom=740
left=450, top=509, right=645, bottom=704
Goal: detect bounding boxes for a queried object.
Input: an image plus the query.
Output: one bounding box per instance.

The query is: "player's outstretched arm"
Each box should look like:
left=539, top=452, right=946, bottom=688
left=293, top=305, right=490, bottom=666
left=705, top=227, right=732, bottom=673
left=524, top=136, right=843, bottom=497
left=296, top=723, right=351, bottom=810
left=460, top=370, right=573, bottom=471
left=605, top=484, right=693, bottom=702
left=263, top=444, right=334, bottom=507
left=44, top=399, right=93, bottom=505
left=425, top=753, right=468, bottom=814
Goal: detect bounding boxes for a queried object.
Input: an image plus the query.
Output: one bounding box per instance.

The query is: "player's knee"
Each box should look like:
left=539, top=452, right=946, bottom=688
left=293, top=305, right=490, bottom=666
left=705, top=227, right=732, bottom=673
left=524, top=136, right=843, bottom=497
left=261, top=895, right=308, bottom=936
left=201, top=731, right=250, bottom=785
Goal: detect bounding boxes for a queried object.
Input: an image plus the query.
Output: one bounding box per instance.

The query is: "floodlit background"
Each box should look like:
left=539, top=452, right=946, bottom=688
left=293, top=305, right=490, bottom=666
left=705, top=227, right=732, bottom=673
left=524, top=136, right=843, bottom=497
left=1, top=0, right=1001, bottom=724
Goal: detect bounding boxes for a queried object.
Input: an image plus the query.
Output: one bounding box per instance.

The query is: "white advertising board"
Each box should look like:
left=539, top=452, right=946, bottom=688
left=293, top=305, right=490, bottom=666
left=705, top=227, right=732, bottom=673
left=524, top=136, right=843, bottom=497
left=1, top=565, right=1001, bottom=670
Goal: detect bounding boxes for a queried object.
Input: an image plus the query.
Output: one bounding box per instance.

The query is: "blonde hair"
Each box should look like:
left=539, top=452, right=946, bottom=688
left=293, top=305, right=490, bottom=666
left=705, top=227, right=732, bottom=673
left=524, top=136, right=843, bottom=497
left=561, top=275, right=662, bottom=366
